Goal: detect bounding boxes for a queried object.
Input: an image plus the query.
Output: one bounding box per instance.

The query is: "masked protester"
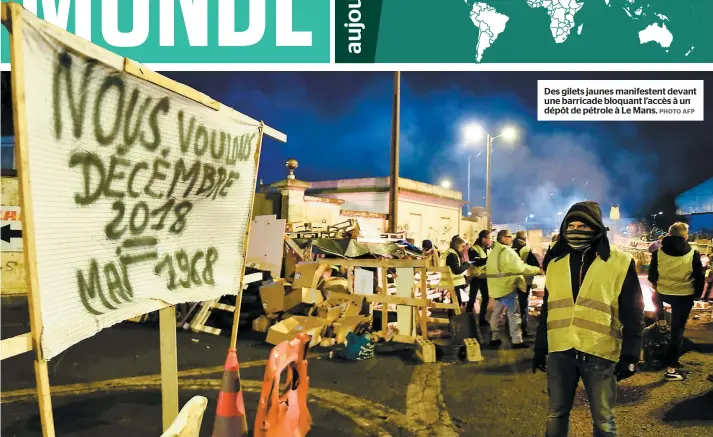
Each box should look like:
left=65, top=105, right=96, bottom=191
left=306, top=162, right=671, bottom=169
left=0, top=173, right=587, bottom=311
left=467, top=230, right=492, bottom=325
left=648, top=222, right=705, bottom=381
left=533, top=201, right=645, bottom=437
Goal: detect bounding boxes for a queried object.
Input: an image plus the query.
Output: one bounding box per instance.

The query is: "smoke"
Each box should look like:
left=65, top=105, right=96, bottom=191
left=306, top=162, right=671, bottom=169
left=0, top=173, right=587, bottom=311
left=452, top=130, right=659, bottom=225
left=160, top=71, right=661, bottom=222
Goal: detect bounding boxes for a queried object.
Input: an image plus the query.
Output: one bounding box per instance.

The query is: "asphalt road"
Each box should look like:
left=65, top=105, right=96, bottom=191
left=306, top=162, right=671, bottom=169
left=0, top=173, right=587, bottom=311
left=2, top=302, right=712, bottom=437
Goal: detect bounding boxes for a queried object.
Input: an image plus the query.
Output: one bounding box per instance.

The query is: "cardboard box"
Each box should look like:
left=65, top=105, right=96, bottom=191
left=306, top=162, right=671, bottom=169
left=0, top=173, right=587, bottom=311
left=284, top=287, right=324, bottom=310
left=316, top=303, right=341, bottom=322
left=259, top=281, right=287, bottom=314
left=334, top=315, right=368, bottom=344
left=265, top=315, right=329, bottom=347
left=323, top=277, right=349, bottom=294
left=292, top=262, right=328, bottom=290
left=290, top=316, right=330, bottom=348
left=326, top=292, right=364, bottom=318
left=251, top=315, right=272, bottom=333
left=266, top=316, right=305, bottom=345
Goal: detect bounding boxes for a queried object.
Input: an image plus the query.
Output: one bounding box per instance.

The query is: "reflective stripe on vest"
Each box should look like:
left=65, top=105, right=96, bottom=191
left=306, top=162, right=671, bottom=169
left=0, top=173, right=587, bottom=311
left=544, top=248, right=632, bottom=362
left=486, top=243, right=522, bottom=299
left=657, top=249, right=695, bottom=296
left=441, top=248, right=466, bottom=287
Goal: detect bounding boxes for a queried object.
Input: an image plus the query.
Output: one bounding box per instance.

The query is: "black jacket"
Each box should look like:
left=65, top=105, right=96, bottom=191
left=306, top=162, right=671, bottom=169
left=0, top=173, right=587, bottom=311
left=467, top=245, right=488, bottom=267
left=446, top=251, right=471, bottom=276
left=648, top=236, right=705, bottom=298
left=515, top=246, right=541, bottom=269
left=535, top=247, right=645, bottom=362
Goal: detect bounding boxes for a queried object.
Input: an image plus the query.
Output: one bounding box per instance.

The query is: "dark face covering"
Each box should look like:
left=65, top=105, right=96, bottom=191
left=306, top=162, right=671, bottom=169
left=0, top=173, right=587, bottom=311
left=565, top=228, right=597, bottom=252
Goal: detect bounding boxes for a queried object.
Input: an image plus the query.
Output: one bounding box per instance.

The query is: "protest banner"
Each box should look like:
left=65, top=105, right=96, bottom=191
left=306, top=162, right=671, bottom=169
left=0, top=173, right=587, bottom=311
left=2, top=2, right=286, bottom=434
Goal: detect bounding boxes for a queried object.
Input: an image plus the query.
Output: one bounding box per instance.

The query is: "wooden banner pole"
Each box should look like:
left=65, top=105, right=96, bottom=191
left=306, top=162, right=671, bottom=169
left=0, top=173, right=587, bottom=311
left=3, top=2, right=55, bottom=436
left=230, top=123, right=266, bottom=349
left=159, top=305, right=179, bottom=431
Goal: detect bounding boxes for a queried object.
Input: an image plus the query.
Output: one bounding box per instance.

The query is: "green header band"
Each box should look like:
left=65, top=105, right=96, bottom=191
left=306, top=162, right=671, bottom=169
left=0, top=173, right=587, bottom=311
left=1, top=0, right=331, bottom=65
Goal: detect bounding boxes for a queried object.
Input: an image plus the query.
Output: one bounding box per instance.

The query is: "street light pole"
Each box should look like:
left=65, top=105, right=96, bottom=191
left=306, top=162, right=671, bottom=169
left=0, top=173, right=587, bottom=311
left=485, top=134, right=493, bottom=229
left=389, top=71, right=401, bottom=234
left=467, top=154, right=471, bottom=216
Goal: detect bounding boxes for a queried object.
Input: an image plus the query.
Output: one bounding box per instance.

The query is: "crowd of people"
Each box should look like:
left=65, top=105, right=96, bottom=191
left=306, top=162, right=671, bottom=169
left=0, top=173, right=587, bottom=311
left=419, top=200, right=710, bottom=437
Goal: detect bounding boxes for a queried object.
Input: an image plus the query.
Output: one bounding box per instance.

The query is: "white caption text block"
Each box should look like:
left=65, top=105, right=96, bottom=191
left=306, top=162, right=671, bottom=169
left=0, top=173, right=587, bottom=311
left=538, top=80, right=704, bottom=122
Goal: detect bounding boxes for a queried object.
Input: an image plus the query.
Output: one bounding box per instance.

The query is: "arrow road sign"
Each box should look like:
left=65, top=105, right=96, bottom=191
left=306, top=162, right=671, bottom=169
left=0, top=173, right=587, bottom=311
left=1, top=223, right=23, bottom=252
left=1, top=224, right=22, bottom=242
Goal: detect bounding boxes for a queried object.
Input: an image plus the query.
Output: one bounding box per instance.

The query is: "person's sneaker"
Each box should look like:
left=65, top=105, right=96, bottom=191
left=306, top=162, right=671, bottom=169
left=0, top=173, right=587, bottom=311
left=664, top=370, right=684, bottom=381
left=512, top=342, right=529, bottom=349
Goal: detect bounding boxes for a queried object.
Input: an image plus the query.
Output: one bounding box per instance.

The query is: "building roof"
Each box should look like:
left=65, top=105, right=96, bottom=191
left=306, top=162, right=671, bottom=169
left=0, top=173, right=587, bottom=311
left=676, top=177, right=713, bottom=215
left=306, top=176, right=463, bottom=202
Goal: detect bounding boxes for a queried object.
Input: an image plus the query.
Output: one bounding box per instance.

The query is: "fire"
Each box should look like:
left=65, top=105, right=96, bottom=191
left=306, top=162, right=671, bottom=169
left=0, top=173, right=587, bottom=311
left=638, top=275, right=658, bottom=313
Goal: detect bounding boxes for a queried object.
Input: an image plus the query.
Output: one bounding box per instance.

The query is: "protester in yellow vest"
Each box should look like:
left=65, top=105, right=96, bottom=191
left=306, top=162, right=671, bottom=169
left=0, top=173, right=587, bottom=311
left=467, top=230, right=492, bottom=325
left=440, top=236, right=471, bottom=307
left=486, top=230, right=542, bottom=348
left=532, top=201, right=645, bottom=437
left=647, top=222, right=705, bottom=381
left=513, top=230, right=541, bottom=338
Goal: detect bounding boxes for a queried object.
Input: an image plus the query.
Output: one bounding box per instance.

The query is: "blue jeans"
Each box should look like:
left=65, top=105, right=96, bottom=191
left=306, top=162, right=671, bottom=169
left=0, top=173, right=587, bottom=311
left=489, top=291, right=522, bottom=344
left=546, top=351, right=617, bottom=437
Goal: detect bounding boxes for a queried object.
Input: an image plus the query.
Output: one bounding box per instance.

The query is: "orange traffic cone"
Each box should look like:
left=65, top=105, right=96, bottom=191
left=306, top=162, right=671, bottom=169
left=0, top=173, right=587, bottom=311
left=212, top=348, right=248, bottom=437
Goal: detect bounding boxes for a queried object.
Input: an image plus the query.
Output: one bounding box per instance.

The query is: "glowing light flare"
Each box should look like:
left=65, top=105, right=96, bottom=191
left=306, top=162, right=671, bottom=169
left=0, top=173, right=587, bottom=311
left=501, top=126, right=517, bottom=141
left=462, top=123, right=484, bottom=144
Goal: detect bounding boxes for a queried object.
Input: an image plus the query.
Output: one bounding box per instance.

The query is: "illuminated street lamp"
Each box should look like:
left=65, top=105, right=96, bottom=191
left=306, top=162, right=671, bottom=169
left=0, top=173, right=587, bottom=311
left=461, top=122, right=518, bottom=228
left=652, top=211, right=664, bottom=227
left=440, top=179, right=453, bottom=189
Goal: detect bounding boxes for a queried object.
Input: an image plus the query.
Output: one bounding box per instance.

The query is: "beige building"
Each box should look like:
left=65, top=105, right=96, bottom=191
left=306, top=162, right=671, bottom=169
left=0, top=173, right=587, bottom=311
left=253, top=159, right=488, bottom=249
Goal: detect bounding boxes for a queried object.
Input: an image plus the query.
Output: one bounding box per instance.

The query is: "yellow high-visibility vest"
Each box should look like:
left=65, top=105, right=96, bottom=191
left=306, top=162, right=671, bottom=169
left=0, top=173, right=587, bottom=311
left=545, top=248, right=632, bottom=362
left=470, top=245, right=488, bottom=278
left=487, top=242, right=540, bottom=299
left=657, top=249, right=695, bottom=296
left=440, top=248, right=466, bottom=287
left=519, top=245, right=535, bottom=288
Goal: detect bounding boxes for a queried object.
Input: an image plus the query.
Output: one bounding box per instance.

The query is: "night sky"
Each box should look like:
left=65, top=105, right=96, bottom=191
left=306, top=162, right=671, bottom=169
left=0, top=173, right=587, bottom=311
left=164, top=70, right=712, bottom=224
left=2, top=71, right=712, bottom=224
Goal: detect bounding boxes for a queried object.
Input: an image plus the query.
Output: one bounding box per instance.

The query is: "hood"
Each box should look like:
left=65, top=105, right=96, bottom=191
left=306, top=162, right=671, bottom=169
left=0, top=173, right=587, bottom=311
left=549, top=201, right=612, bottom=261
left=660, top=236, right=692, bottom=256
left=512, top=238, right=527, bottom=253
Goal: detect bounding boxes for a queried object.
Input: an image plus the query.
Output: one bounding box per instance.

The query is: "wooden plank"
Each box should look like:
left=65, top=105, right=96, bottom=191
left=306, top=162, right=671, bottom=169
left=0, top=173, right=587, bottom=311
left=4, top=3, right=55, bottom=435
left=380, top=268, right=388, bottom=334
left=124, top=59, right=220, bottom=110
left=391, top=334, right=416, bottom=344
left=364, top=294, right=429, bottom=307
left=429, top=302, right=460, bottom=310
left=122, top=60, right=286, bottom=143
left=428, top=317, right=450, bottom=324
left=0, top=332, right=32, bottom=360
left=284, top=237, right=305, bottom=260
left=159, top=306, right=179, bottom=431
left=419, top=267, right=428, bottom=337
left=395, top=267, right=415, bottom=337
left=230, top=125, right=265, bottom=349
left=315, top=258, right=429, bottom=268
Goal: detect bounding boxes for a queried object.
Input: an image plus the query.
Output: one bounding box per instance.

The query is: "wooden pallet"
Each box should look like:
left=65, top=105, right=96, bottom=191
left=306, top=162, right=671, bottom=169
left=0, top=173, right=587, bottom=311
left=183, top=272, right=264, bottom=335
